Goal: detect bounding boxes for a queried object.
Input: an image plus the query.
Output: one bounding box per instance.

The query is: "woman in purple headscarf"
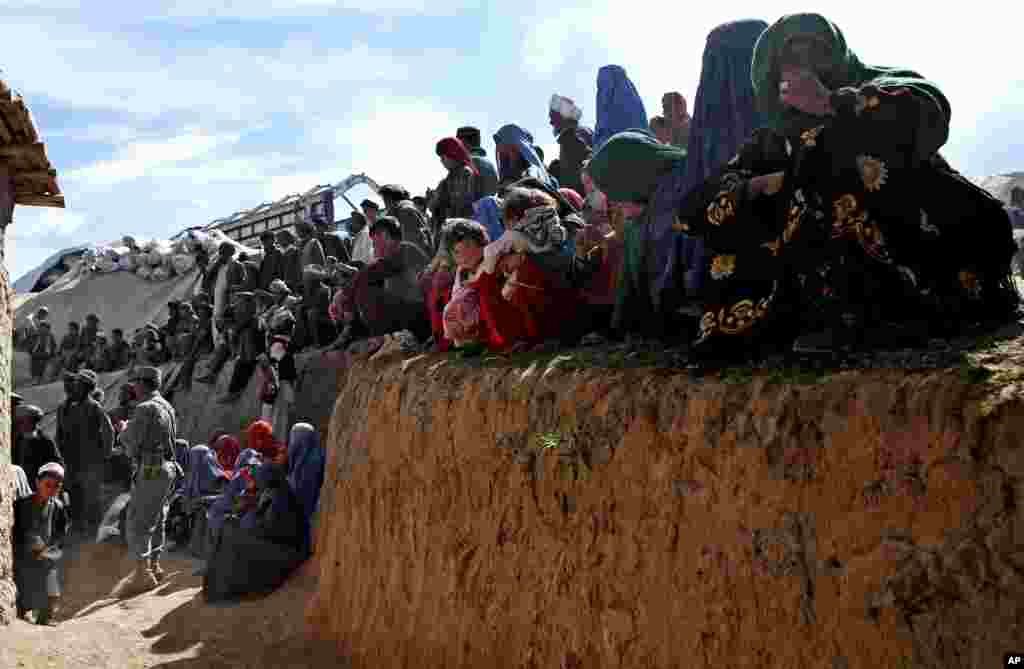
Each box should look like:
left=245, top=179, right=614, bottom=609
left=185, top=445, right=227, bottom=502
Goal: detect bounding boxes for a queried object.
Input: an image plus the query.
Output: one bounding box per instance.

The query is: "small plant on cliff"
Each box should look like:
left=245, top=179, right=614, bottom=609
left=720, top=366, right=755, bottom=384
left=766, top=365, right=827, bottom=385
left=536, top=432, right=562, bottom=451
left=959, top=362, right=993, bottom=384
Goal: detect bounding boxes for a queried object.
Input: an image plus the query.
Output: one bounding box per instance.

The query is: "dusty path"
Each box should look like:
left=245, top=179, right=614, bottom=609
left=1, top=538, right=343, bottom=669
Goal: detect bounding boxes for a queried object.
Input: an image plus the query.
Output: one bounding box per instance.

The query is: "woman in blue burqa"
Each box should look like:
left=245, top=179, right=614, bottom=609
left=203, top=460, right=310, bottom=603
left=591, top=24, right=770, bottom=339
left=593, top=65, right=649, bottom=151
left=285, top=423, right=325, bottom=549
left=671, top=13, right=1018, bottom=360
left=671, top=20, right=769, bottom=309
left=493, top=124, right=559, bottom=191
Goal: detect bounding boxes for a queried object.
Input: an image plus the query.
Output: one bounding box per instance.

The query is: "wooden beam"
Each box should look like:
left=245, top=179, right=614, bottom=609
left=14, top=98, right=39, bottom=143
left=0, top=99, right=37, bottom=143
left=14, top=193, right=64, bottom=208
left=12, top=169, right=57, bottom=181
left=0, top=142, right=44, bottom=161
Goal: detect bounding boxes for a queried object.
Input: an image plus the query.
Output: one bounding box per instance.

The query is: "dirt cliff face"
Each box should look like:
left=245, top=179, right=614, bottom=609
left=310, top=350, right=1024, bottom=669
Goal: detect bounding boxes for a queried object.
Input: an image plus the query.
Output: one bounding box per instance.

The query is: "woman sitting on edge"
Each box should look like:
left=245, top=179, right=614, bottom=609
left=674, top=13, right=1018, bottom=361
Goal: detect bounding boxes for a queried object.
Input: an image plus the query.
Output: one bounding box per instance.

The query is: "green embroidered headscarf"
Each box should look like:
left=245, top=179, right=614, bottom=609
left=751, top=13, right=950, bottom=137
left=586, top=130, right=686, bottom=204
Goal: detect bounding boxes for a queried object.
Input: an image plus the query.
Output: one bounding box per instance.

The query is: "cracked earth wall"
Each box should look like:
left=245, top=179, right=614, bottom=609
left=1, top=180, right=15, bottom=625
left=309, top=354, right=1024, bottom=669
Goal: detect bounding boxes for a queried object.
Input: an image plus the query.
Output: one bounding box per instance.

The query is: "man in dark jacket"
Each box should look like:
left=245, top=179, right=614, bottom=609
left=77, top=314, right=102, bottom=368
left=238, top=253, right=262, bottom=293
left=257, top=231, right=284, bottom=291
left=56, top=370, right=114, bottom=529
left=275, top=229, right=302, bottom=292
left=379, top=184, right=431, bottom=254
left=314, top=215, right=349, bottom=266
left=548, top=94, right=592, bottom=194
left=107, top=328, right=133, bottom=371
left=218, top=292, right=264, bottom=404
left=456, top=126, right=498, bottom=198
left=202, top=242, right=247, bottom=345
left=332, top=216, right=430, bottom=349
left=13, top=404, right=64, bottom=492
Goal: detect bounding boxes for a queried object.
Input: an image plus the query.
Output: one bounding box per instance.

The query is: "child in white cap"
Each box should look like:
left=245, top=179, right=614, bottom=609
left=13, top=462, right=70, bottom=625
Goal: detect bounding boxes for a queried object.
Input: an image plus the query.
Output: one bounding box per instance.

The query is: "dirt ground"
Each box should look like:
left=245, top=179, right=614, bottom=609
left=0, top=535, right=344, bottom=669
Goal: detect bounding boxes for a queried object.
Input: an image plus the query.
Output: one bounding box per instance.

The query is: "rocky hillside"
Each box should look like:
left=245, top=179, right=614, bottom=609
left=309, top=336, right=1024, bottom=669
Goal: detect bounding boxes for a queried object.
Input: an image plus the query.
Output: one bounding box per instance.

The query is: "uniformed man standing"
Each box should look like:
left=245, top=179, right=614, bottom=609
left=118, top=366, right=179, bottom=592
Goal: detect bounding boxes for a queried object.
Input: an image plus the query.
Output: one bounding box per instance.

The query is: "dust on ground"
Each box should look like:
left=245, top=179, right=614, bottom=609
left=0, top=536, right=344, bottom=669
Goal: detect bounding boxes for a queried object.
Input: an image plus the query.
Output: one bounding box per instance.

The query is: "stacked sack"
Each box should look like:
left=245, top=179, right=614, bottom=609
left=79, top=229, right=262, bottom=283
left=92, top=245, right=132, bottom=273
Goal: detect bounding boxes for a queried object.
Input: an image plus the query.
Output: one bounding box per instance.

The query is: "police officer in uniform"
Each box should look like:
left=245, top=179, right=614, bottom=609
left=118, top=366, right=179, bottom=592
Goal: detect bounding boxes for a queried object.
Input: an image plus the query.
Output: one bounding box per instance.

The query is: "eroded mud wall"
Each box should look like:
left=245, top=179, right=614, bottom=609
left=1, top=169, right=15, bottom=624
left=311, top=354, right=1024, bottom=669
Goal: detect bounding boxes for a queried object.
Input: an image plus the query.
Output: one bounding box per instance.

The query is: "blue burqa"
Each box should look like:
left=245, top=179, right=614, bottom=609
left=286, top=423, right=325, bottom=525
left=593, top=65, right=649, bottom=151
left=652, top=20, right=769, bottom=300
left=493, top=124, right=559, bottom=190
left=185, top=445, right=226, bottom=501
left=473, top=196, right=504, bottom=243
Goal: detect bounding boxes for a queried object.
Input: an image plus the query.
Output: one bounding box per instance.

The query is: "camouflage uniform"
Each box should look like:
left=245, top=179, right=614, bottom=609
left=120, top=367, right=179, bottom=583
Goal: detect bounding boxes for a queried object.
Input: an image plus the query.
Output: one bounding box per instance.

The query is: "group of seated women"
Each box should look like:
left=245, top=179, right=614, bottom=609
left=381, top=13, right=1019, bottom=365
left=176, top=419, right=325, bottom=602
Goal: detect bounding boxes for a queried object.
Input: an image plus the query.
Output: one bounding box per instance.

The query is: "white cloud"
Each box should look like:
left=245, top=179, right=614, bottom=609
left=520, top=1, right=1024, bottom=177
left=66, top=128, right=244, bottom=187
left=328, top=95, right=463, bottom=195
left=1, top=21, right=443, bottom=120
left=9, top=208, right=89, bottom=240
left=0, top=0, right=476, bottom=18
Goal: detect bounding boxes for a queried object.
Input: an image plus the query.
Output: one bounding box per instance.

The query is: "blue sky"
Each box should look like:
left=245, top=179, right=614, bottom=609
left=4, top=1, right=1023, bottom=282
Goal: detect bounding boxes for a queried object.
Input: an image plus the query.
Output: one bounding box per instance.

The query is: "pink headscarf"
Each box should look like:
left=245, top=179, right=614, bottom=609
left=558, top=188, right=585, bottom=211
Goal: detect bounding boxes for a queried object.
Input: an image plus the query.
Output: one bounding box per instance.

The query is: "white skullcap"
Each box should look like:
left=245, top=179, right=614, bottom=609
left=549, top=94, right=582, bottom=121
left=38, top=462, right=66, bottom=479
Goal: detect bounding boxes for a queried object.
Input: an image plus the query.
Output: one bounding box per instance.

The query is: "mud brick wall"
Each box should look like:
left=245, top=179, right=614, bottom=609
left=309, top=353, right=1024, bottom=669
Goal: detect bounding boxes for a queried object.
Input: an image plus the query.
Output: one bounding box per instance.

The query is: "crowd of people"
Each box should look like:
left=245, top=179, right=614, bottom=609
left=183, top=13, right=1019, bottom=375
left=9, top=367, right=327, bottom=624
left=13, top=13, right=1022, bottom=403
left=7, top=11, right=1022, bottom=626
